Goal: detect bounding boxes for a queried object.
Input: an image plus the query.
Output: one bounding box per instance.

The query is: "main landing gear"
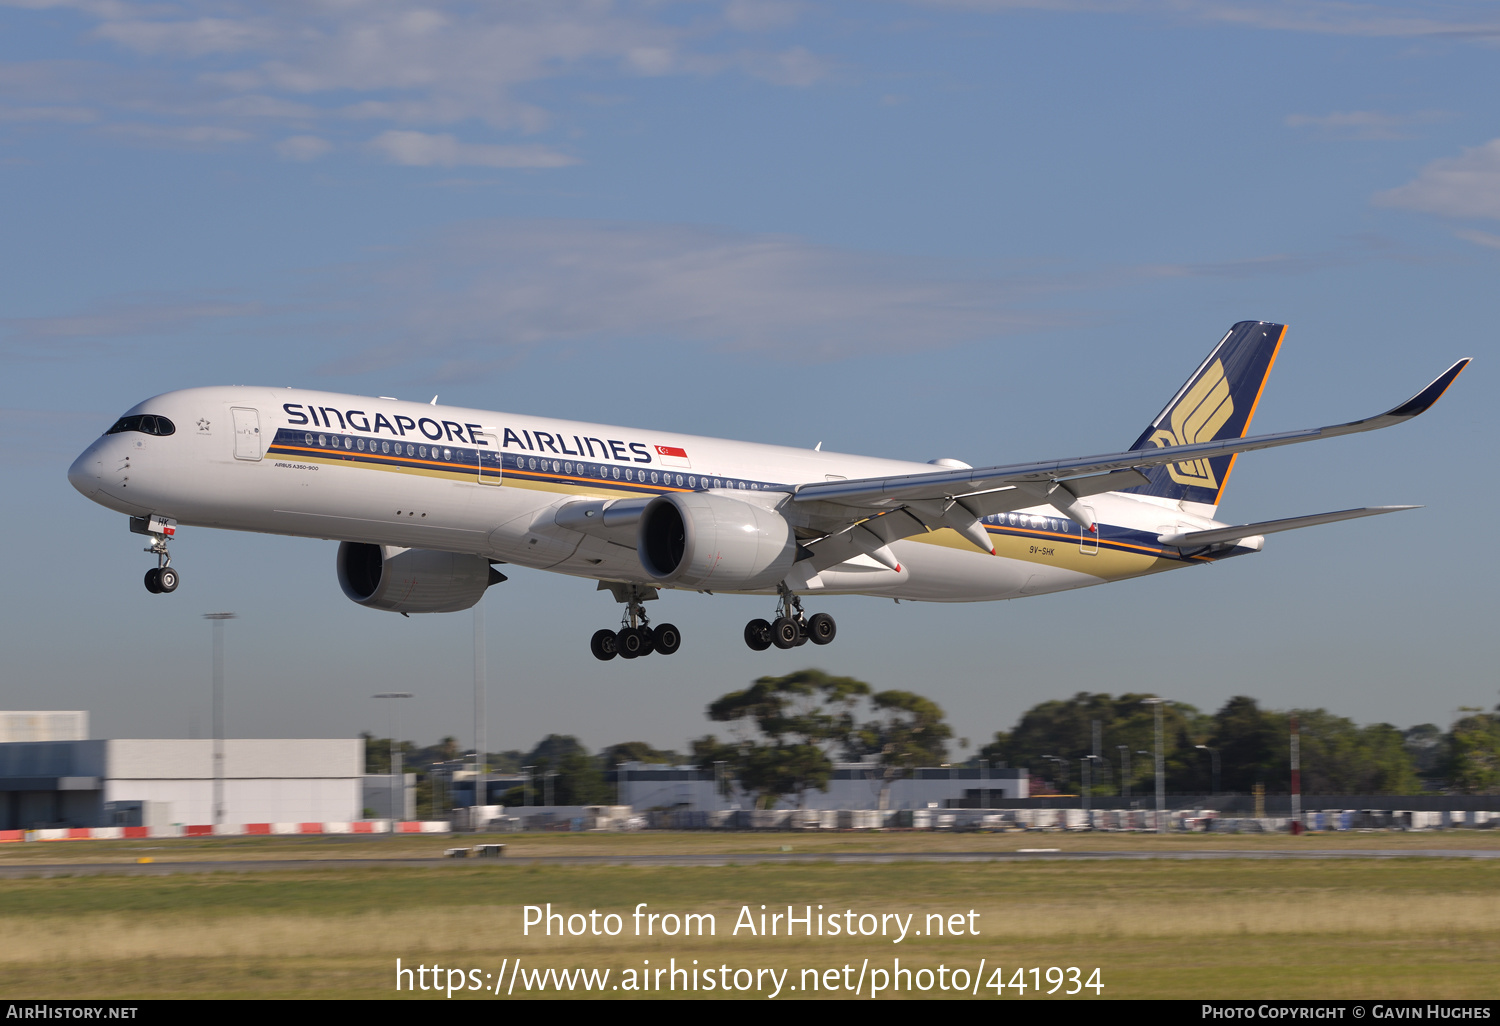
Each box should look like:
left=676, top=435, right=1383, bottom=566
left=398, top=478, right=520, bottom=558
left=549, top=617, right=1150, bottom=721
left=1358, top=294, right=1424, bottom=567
left=743, top=584, right=836, bottom=652
left=590, top=583, right=681, bottom=662
left=130, top=515, right=180, bottom=594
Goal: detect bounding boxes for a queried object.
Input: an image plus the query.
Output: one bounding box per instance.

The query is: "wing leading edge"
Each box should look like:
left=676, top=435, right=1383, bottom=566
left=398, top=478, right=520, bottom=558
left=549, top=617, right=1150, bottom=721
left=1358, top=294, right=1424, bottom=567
left=782, top=357, right=1467, bottom=564
left=793, top=358, right=1469, bottom=513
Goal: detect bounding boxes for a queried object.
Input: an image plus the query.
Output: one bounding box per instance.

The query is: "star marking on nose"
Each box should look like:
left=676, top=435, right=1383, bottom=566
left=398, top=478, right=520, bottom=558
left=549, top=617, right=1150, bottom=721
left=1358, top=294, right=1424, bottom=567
left=197, top=418, right=211, bottom=432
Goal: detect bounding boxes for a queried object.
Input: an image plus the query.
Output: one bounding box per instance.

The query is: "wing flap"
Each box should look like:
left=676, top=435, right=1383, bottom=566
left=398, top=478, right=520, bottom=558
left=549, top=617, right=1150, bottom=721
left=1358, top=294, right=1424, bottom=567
left=1157, top=505, right=1419, bottom=548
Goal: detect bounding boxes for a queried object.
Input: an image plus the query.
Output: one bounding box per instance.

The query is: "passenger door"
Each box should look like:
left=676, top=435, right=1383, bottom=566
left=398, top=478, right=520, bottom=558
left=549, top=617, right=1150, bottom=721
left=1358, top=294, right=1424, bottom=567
left=231, top=408, right=262, bottom=461
left=477, top=433, right=502, bottom=485
left=1079, top=505, right=1098, bottom=555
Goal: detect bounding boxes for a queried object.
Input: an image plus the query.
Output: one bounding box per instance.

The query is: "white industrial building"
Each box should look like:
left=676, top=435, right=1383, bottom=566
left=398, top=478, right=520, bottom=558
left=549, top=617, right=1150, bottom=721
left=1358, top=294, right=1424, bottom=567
left=0, top=737, right=363, bottom=830
left=0, top=711, right=88, bottom=743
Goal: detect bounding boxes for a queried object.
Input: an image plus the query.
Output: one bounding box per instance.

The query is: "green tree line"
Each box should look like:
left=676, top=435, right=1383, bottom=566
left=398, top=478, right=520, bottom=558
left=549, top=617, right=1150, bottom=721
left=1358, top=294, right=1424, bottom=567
left=981, top=693, right=1500, bottom=796
left=361, top=680, right=1500, bottom=814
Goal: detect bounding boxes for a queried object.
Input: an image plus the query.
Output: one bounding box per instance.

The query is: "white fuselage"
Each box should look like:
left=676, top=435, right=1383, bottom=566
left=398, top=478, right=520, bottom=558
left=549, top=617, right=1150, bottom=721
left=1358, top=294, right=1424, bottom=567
left=68, top=387, right=1248, bottom=604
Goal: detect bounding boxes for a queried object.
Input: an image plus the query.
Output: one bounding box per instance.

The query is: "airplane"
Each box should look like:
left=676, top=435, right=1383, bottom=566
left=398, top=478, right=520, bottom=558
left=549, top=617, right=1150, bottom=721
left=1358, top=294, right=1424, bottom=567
left=67, top=321, right=1467, bottom=662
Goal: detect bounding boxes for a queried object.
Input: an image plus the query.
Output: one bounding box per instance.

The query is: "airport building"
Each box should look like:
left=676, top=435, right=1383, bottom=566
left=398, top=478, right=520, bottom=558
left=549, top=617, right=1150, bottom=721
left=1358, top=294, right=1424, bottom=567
left=614, top=761, right=1029, bottom=811
left=0, top=729, right=364, bottom=830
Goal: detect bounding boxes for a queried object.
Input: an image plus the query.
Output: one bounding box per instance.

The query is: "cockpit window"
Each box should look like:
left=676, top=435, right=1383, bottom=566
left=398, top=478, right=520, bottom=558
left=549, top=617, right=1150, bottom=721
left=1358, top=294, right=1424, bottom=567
left=106, top=415, right=176, bottom=437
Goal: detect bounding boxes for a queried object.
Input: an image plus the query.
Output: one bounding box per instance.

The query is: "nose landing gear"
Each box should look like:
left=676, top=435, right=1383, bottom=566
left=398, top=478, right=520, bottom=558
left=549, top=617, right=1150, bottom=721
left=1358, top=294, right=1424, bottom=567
left=144, top=565, right=179, bottom=594
left=743, top=584, right=836, bottom=651
left=590, top=582, right=681, bottom=661
left=131, top=515, right=180, bottom=594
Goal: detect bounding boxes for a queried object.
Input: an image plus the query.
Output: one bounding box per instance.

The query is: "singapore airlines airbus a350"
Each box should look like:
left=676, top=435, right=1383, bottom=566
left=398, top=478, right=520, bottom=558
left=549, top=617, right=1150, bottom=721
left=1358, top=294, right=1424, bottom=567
left=69, top=322, right=1467, bottom=661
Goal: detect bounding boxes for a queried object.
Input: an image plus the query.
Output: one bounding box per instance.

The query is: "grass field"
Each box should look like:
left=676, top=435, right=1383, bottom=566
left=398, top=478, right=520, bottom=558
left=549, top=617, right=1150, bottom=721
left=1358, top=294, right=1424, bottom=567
left=3, top=826, right=1499, bottom=864
left=1, top=832, right=1498, bottom=999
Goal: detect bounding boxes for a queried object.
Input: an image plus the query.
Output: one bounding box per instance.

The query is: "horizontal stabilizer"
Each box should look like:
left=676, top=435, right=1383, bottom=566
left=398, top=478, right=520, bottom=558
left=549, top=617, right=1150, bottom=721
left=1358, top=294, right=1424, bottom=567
left=1157, top=505, right=1419, bottom=548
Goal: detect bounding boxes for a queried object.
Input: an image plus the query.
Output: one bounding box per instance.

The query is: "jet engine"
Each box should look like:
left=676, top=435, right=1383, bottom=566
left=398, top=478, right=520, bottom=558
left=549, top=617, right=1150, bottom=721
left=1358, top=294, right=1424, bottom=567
left=637, top=492, right=798, bottom=591
left=337, top=542, right=505, bottom=614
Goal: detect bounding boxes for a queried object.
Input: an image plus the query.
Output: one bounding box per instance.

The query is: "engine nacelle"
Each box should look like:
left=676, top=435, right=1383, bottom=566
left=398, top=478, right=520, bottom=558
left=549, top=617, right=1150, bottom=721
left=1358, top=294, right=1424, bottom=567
left=638, top=492, right=798, bottom=591
left=337, top=543, right=504, bottom=614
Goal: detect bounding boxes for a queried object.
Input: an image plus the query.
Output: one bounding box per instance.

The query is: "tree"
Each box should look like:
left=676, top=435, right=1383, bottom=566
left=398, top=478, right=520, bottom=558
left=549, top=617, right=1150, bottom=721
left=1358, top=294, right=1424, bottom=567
left=699, top=670, right=871, bottom=809
left=1446, top=708, right=1500, bottom=795
left=520, top=734, right=612, bottom=806
left=601, top=741, right=681, bottom=767
left=1403, top=724, right=1445, bottom=787
left=980, top=692, right=1204, bottom=795
left=845, top=690, right=953, bottom=809
left=1209, top=696, right=1279, bottom=793
left=1284, top=710, right=1419, bottom=795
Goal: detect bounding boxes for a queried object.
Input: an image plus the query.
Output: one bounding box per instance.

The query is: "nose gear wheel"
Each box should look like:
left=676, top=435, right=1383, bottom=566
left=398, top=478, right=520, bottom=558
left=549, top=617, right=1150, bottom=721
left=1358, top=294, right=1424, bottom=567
left=132, top=515, right=181, bottom=595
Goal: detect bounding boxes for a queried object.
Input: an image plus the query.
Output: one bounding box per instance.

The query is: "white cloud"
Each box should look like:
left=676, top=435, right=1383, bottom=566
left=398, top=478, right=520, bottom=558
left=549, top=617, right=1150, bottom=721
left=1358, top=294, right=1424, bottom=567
left=106, top=122, right=252, bottom=145
left=1285, top=109, right=1453, bottom=141
left=913, top=1, right=1500, bottom=39
left=743, top=46, right=829, bottom=87
left=1453, top=227, right=1500, bottom=248
left=94, top=16, right=277, bottom=56
left=2, top=2, right=836, bottom=159
left=1374, top=140, right=1500, bottom=221
left=368, top=131, right=577, bottom=169
left=0, top=105, right=96, bottom=123
left=3, top=297, right=262, bottom=346
left=725, top=0, right=803, bottom=32
left=3, top=215, right=1356, bottom=377
left=316, top=219, right=1066, bottom=376
left=274, top=134, right=331, bottom=161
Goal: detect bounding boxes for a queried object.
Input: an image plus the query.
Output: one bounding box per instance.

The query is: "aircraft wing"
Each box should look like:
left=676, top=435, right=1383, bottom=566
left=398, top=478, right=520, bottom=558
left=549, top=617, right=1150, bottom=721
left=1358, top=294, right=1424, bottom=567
left=786, top=359, right=1468, bottom=567
left=1157, top=505, right=1419, bottom=549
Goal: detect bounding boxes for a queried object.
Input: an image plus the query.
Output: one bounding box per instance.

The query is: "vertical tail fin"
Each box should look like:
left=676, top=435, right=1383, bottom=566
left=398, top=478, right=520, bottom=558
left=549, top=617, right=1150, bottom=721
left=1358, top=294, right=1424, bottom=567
left=1123, top=320, right=1285, bottom=512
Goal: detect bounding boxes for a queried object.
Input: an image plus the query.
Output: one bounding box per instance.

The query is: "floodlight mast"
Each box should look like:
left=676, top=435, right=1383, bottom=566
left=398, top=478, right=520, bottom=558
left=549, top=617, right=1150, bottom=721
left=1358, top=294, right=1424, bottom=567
left=373, top=692, right=414, bottom=826
left=1142, top=698, right=1166, bottom=834
left=474, top=602, right=486, bottom=827
left=203, top=613, right=236, bottom=828
left=1196, top=744, right=1220, bottom=798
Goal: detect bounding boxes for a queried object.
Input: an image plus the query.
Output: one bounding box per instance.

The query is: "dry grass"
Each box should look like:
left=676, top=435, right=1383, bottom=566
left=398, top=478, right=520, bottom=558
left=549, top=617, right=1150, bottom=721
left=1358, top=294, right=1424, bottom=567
left=1, top=893, right=1496, bottom=964
left=0, top=858, right=1497, bottom=998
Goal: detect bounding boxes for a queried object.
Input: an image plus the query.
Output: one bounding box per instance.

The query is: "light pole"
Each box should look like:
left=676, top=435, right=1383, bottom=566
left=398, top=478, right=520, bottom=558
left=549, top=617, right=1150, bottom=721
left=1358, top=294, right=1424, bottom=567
left=202, top=613, right=236, bottom=828
left=1142, top=698, right=1167, bottom=834
left=1195, top=744, right=1220, bottom=799
left=473, top=601, right=487, bottom=822
left=1041, top=755, right=1066, bottom=794
left=1117, top=745, right=1131, bottom=798
left=373, top=692, right=413, bottom=824
left=1080, top=755, right=1102, bottom=815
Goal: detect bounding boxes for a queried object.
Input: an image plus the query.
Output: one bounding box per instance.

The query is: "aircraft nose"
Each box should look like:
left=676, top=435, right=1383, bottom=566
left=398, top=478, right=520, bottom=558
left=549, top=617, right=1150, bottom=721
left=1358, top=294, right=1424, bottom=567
left=68, top=444, right=101, bottom=498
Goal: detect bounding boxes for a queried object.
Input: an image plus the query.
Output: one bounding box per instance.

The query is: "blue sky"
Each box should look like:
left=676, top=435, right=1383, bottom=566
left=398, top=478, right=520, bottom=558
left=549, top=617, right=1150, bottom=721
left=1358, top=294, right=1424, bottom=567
left=3, top=0, right=1496, bottom=757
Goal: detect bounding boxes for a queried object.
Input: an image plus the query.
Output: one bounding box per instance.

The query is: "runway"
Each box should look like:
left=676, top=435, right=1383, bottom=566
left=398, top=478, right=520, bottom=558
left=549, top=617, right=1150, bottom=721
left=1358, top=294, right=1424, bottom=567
left=3, top=847, right=1499, bottom=877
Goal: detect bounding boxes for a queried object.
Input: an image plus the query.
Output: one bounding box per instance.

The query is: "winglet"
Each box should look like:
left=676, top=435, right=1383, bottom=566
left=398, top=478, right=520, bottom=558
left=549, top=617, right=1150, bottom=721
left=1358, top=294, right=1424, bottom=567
left=1384, top=359, right=1470, bottom=420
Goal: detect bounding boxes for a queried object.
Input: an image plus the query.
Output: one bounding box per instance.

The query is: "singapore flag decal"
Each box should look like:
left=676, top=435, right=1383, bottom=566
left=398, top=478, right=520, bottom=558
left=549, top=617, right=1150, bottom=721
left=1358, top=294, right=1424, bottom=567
left=656, top=444, right=691, bottom=469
